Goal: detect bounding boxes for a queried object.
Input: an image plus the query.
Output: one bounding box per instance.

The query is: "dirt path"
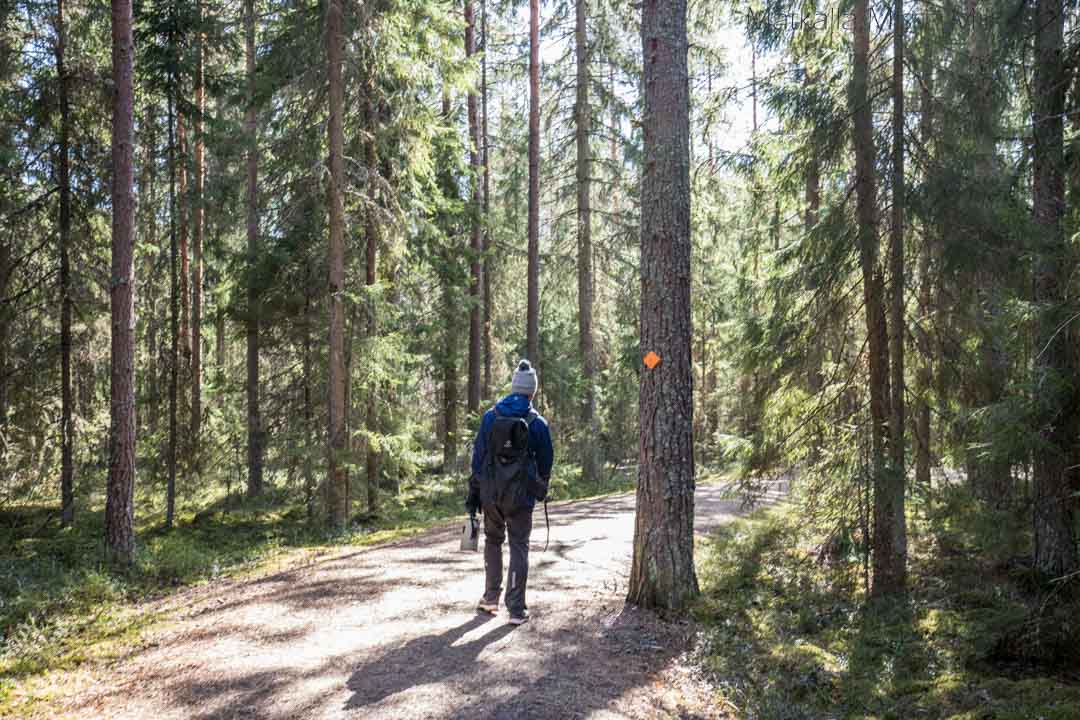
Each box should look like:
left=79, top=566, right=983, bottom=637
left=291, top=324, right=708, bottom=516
left=49, top=484, right=771, bottom=720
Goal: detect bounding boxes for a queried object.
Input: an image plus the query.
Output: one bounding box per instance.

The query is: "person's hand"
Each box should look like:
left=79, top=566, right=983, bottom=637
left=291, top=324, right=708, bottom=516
left=465, top=490, right=480, bottom=515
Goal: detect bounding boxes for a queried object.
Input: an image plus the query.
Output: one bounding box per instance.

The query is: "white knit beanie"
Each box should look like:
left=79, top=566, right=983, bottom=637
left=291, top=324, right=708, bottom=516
left=510, top=359, right=538, bottom=396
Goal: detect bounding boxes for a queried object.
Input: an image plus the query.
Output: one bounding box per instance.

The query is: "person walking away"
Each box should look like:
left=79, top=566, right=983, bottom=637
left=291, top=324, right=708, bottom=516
left=466, top=360, right=554, bottom=625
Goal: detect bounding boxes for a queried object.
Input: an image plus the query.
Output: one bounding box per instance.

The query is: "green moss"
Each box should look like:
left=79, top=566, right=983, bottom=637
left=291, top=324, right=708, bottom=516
left=693, top=505, right=1080, bottom=719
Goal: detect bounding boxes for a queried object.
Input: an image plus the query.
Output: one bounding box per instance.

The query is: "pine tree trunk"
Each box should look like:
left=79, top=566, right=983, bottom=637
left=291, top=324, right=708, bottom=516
left=443, top=275, right=459, bottom=470
left=526, top=0, right=540, bottom=363
left=852, top=0, right=905, bottom=596
left=964, top=0, right=1011, bottom=505
left=0, top=242, right=8, bottom=431
left=303, top=271, right=316, bottom=520
left=56, top=0, right=75, bottom=526
left=805, top=151, right=822, bottom=394
left=244, top=0, right=263, bottom=498
left=191, top=0, right=204, bottom=453
left=576, top=0, right=599, bottom=484
left=439, top=90, right=460, bottom=471
left=1031, top=0, right=1077, bottom=578
left=627, top=0, right=698, bottom=612
left=481, top=0, right=492, bottom=400
left=140, top=115, right=159, bottom=439
left=915, top=32, right=934, bottom=492
left=215, top=302, right=225, bottom=368
left=177, top=117, right=190, bottom=361
left=364, top=100, right=379, bottom=515
left=166, top=90, right=179, bottom=530
left=465, top=0, right=482, bottom=414
left=106, top=0, right=137, bottom=565
left=888, top=0, right=907, bottom=498
left=325, top=0, right=349, bottom=528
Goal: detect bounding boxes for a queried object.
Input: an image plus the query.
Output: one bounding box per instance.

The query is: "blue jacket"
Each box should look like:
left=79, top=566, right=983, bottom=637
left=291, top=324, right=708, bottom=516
left=470, top=394, right=554, bottom=508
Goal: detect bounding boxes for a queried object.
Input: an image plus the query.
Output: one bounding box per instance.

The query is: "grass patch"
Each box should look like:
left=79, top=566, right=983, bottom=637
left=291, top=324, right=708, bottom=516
left=0, top=461, right=640, bottom=716
left=692, top=495, right=1080, bottom=719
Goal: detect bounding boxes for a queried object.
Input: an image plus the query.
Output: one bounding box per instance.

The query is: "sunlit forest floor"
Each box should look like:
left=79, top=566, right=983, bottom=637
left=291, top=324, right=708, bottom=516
left=5, top=472, right=1078, bottom=719
left=0, top=461, right=658, bottom=709
left=1, top=474, right=742, bottom=719
left=694, top=488, right=1080, bottom=719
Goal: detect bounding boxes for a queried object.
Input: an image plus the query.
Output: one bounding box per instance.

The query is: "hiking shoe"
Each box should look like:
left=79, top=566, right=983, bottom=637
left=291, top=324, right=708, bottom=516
left=508, top=611, right=529, bottom=626
left=477, top=600, right=498, bottom=614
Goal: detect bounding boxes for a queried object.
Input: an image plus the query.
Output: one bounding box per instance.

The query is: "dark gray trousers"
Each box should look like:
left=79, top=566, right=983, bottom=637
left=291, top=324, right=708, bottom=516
left=482, top=503, right=533, bottom=614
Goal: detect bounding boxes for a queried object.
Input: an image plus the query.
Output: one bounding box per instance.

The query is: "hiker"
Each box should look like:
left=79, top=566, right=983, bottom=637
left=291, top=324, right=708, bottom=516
left=466, top=359, right=554, bottom=625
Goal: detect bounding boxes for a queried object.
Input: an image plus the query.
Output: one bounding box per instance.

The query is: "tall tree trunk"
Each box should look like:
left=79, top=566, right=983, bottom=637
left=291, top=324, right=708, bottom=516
left=481, top=0, right=492, bottom=400
left=852, top=0, right=905, bottom=596
left=439, top=90, right=460, bottom=470
left=443, top=285, right=459, bottom=471
left=888, top=0, right=907, bottom=491
left=964, top=0, right=1011, bottom=504
left=303, top=267, right=316, bottom=520
left=576, top=0, right=599, bottom=483
left=364, top=99, right=379, bottom=515
left=627, top=0, right=698, bottom=612
left=140, top=113, right=159, bottom=439
left=178, top=111, right=190, bottom=367
left=245, top=0, right=263, bottom=498
left=609, top=55, right=619, bottom=211
left=805, top=149, right=822, bottom=395
left=915, top=29, right=934, bottom=492
left=526, top=0, right=540, bottom=363
left=106, top=0, right=137, bottom=565
left=325, top=0, right=349, bottom=528
left=465, top=0, right=482, bottom=414
left=215, top=300, right=225, bottom=368
left=56, top=0, right=75, bottom=526
left=0, top=242, right=8, bottom=430
left=166, top=90, right=179, bottom=529
left=1032, top=0, right=1077, bottom=578
left=191, top=0, right=204, bottom=453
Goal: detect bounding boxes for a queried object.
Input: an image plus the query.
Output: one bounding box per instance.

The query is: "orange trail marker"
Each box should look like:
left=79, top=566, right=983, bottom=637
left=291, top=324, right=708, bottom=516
left=643, top=351, right=661, bottom=369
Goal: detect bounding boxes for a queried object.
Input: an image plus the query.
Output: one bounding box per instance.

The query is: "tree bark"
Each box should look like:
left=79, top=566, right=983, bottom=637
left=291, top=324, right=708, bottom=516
left=191, top=0, right=204, bottom=453
left=576, top=0, right=599, bottom=484
left=56, top=0, right=75, bottom=526
left=303, top=266, right=316, bottom=520
left=1032, top=0, right=1077, bottom=578
left=325, top=0, right=349, bottom=528
left=481, top=0, right=492, bottom=400
left=465, top=0, right=482, bottom=414
left=439, top=90, right=460, bottom=471
left=140, top=112, right=159, bottom=439
left=805, top=149, right=822, bottom=395
left=526, top=0, right=540, bottom=363
left=888, top=0, right=906, bottom=488
left=364, top=98, right=379, bottom=515
left=166, top=90, right=179, bottom=530
left=964, top=0, right=1011, bottom=505
left=852, top=0, right=905, bottom=596
left=627, top=0, right=698, bottom=612
left=915, top=29, right=934, bottom=492
left=106, top=0, right=137, bottom=565
left=178, top=111, right=190, bottom=367
left=245, top=0, right=263, bottom=498
left=0, top=242, right=8, bottom=430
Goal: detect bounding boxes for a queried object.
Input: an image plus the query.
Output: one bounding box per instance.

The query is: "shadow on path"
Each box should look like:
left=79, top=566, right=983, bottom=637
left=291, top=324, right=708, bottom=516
left=344, top=614, right=515, bottom=711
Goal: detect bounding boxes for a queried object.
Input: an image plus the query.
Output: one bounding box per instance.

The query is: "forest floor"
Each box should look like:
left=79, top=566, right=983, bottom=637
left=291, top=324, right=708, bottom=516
left=12, top=484, right=772, bottom=720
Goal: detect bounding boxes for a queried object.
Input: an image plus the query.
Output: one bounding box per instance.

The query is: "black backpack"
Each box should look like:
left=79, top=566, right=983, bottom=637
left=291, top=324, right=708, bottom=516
left=480, top=408, right=538, bottom=515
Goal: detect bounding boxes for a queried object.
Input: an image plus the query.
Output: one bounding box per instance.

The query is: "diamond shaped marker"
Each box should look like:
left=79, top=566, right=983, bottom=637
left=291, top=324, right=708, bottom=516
left=643, top=351, right=661, bottom=370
